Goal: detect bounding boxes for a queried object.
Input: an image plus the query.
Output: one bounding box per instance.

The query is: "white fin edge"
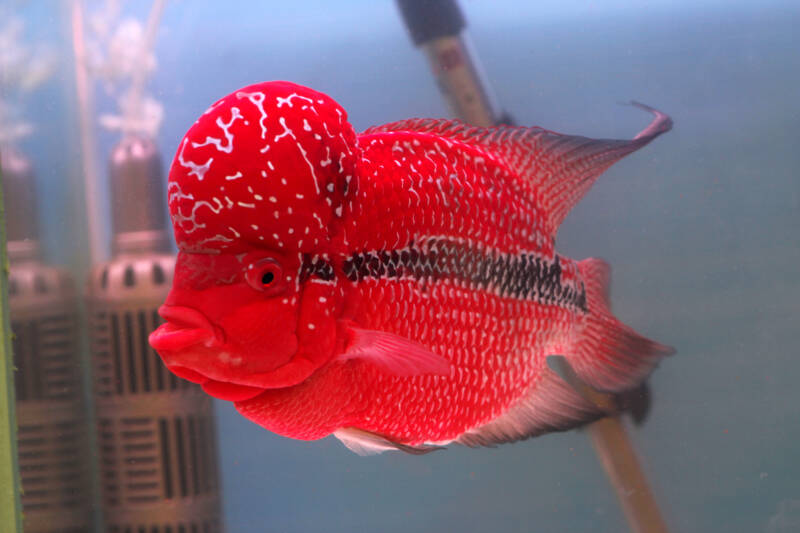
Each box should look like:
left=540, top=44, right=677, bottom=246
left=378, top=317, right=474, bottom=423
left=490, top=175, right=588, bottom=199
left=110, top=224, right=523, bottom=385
left=334, top=428, right=445, bottom=456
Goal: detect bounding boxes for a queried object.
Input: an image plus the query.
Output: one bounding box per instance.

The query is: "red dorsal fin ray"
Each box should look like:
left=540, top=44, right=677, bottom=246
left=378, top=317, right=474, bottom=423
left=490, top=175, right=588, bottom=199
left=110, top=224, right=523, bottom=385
left=363, top=102, right=672, bottom=235
left=336, top=324, right=451, bottom=377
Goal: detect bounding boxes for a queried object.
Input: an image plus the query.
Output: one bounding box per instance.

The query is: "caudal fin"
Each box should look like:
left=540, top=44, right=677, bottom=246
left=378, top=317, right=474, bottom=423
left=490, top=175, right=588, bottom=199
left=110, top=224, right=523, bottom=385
left=570, top=258, right=674, bottom=392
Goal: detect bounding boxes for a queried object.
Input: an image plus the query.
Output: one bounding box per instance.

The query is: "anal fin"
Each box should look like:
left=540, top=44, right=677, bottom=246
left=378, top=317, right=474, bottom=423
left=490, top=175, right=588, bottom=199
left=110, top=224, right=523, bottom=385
left=457, top=364, right=606, bottom=448
left=547, top=354, right=653, bottom=424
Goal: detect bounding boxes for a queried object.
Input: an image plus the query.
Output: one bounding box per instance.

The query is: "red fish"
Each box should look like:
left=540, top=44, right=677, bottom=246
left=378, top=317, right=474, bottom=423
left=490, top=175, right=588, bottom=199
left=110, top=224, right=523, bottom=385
left=149, top=80, right=673, bottom=454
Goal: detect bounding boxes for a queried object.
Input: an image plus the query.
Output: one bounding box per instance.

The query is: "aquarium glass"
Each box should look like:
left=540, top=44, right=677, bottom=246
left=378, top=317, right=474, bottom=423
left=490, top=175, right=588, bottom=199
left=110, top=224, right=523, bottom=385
left=1, top=1, right=798, bottom=532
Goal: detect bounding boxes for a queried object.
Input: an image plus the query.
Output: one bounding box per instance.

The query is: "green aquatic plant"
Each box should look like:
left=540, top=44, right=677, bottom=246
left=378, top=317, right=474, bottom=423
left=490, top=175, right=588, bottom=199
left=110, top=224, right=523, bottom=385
left=0, top=162, right=22, bottom=532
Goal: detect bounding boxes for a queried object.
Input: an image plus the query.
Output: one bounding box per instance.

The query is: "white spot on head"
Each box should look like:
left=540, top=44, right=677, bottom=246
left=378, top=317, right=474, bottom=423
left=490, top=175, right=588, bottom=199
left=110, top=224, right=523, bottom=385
left=236, top=90, right=269, bottom=139
left=191, top=106, right=244, bottom=154
left=177, top=139, right=213, bottom=181
left=273, top=117, right=321, bottom=194
left=276, top=93, right=314, bottom=108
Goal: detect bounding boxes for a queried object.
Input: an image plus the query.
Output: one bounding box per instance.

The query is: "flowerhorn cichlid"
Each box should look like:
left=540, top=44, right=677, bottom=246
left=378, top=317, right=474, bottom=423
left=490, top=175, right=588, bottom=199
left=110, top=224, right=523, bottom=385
left=149, top=81, right=673, bottom=454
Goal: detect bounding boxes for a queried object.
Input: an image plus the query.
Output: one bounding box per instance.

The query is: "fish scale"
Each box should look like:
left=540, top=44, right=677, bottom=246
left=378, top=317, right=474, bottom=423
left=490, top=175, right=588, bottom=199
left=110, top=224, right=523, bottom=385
left=324, top=133, right=582, bottom=442
left=149, top=81, right=673, bottom=454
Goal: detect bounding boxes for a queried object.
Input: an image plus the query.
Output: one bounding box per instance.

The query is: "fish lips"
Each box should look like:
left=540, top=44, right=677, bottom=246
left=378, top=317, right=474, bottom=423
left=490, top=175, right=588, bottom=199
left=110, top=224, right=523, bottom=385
left=149, top=305, right=221, bottom=355
left=149, top=305, right=267, bottom=402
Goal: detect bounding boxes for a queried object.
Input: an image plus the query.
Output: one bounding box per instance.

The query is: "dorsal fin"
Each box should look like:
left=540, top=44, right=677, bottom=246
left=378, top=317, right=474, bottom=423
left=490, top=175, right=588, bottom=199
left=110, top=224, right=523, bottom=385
left=363, top=102, right=672, bottom=235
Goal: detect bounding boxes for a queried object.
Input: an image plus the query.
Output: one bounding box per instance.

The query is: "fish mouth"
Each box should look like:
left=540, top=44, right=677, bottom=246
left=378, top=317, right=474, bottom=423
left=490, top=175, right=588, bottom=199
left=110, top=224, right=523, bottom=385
left=150, top=306, right=266, bottom=402
left=149, top=305, right=225, bottom=352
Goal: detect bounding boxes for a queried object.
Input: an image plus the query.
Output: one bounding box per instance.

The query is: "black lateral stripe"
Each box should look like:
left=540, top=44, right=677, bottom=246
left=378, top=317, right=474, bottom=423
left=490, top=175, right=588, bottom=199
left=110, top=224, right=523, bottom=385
left=299, top=253, right=335, bottom=282
left=335, top=238, right=588, bottom=311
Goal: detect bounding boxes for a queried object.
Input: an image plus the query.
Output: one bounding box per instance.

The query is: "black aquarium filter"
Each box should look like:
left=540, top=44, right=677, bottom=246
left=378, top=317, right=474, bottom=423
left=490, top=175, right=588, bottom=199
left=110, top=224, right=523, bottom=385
left=3, top=145, right=93, bottom=533
left=86, top=135, right=223, bottom=533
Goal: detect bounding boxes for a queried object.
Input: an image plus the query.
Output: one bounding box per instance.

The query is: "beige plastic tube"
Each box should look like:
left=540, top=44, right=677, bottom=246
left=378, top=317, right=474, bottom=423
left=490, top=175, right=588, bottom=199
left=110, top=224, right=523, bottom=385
left=589, top=416, right=669, bottom=533
left=547, top=355, right=669, bottom=533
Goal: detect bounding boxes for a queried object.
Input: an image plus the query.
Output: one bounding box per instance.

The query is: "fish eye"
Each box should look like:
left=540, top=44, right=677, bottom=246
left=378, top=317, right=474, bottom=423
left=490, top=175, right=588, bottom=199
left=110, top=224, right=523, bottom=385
left=245, top=258, right=284, bottom=294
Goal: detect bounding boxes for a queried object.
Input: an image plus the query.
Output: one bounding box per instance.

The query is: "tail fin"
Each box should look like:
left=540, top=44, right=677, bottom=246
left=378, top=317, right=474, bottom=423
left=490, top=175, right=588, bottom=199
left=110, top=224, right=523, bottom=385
left=570, top=258, right=674, bottom=392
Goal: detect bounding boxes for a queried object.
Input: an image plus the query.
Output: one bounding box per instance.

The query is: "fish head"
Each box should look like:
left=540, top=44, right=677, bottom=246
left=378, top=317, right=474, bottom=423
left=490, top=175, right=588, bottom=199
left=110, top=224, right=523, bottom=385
left=149, top=81, right=359, bottom=401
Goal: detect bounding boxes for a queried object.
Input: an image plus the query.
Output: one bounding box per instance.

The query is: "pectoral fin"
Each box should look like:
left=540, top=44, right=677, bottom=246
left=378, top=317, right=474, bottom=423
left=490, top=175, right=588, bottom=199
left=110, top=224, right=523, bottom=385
left=336, top=325, right=451, bottom=377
